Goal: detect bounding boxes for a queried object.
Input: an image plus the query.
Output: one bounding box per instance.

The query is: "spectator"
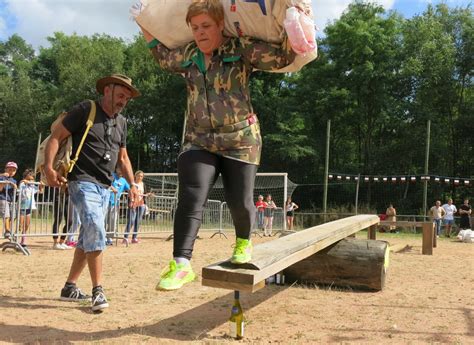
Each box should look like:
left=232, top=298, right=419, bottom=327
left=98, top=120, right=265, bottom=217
left=386, top=203, right=397, bottom=233
left=0, top=161, right=18, bottom=239
left=44, top=74, right=140, bottom=312
left=459, top=199, right=472, bottom=230
left=18, top=168, right=42, bottom=248
left=66, top=206, right=80, bottom=248
left=107, top=167, right=130, bottom=245
left=285, top=197, right=299, bottom=230
left=442, top=198, right=457, bottom=237
left=51, top=188, right=73, bottom=250
left=255, top=195, right=266, bottom=231
left=264, top=194, right=277, bottom=237
left=123, top=170, right=147, bottom=244
left=429, top=200, right=446, bottom=238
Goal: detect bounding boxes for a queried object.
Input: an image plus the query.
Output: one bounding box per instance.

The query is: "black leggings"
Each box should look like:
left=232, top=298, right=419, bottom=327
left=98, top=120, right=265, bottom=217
left=173, top=150, right=258, bottom=260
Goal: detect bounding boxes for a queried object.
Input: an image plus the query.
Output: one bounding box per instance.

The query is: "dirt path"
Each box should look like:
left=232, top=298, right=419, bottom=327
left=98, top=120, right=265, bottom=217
left=0, top=233, right=472, bottom=344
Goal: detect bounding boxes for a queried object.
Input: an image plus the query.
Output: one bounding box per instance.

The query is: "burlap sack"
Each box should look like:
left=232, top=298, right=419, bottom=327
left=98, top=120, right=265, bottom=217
left=136, top=0, right=316, bottom=73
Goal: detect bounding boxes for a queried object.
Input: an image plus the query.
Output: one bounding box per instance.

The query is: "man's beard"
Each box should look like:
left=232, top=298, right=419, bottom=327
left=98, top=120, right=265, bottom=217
left=112, top=102, right=124, bottom=114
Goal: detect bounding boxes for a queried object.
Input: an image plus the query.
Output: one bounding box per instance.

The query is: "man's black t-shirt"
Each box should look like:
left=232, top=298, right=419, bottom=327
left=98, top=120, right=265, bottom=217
left=62, top=100, right=127, bottom=188
left=459, top=204, right=472, bottom=228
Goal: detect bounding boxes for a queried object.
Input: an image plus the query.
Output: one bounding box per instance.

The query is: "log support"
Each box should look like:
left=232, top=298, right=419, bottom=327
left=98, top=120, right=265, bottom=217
left=284, top=238, right=389, bottom=291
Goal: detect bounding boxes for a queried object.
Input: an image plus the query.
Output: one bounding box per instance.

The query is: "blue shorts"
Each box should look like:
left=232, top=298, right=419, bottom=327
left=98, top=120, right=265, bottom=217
left=443, top=219, right=454, bottom=225
left=20, top=208, right=32, bottom=216
left=68, top=181, right=110, bottom=253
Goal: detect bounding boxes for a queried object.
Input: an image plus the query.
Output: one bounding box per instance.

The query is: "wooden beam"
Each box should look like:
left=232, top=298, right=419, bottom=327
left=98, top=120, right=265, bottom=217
left=202, top=215, right=380, bottom=291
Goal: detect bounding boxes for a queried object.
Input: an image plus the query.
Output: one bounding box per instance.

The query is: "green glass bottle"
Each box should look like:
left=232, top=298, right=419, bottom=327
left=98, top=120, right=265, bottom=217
left=229, top=291, right=244, bottom=339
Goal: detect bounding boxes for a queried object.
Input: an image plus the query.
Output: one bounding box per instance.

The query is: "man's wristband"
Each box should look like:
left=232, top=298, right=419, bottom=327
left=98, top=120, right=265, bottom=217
left=147, top=38, right=160, bottom=49
left=131, top=183, right=139, bottom=188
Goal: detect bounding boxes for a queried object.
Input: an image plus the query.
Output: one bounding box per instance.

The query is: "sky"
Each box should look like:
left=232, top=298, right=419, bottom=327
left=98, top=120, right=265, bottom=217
left=0, top=0, right=472, bottom=50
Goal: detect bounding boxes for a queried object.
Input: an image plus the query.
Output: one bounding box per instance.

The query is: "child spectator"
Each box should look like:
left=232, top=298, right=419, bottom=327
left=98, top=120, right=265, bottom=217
left=255, top=195, right=266, bottom=231
left=107, top=167, right=130, bottom=245
left=123, top=170, right=149, bottom=244
left=285, top=197, right=299, bottom=230
left=0, top=161, right=18, bottom=239
left=18, top=168, right=42, bottom=248
left=264, top=194, right=277, bottom=237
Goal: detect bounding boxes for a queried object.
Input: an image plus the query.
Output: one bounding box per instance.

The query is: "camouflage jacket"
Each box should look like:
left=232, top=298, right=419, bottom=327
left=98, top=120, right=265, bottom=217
left=151, top=36, right=295, bottom=165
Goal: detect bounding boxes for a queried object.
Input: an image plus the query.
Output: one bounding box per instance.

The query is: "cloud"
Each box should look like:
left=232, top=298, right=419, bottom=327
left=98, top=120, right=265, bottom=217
left=3, top=0, right=139, bottom=48
left=312, top=0, right=396, bottom=30
left=11, top=0, right=467, bottom=49
left=0, top=16, right=5, bottom=39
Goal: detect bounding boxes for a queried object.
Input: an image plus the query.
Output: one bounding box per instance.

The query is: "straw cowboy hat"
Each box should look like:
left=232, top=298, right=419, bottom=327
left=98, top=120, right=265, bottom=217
left=96, top=74, right=140, bottom=98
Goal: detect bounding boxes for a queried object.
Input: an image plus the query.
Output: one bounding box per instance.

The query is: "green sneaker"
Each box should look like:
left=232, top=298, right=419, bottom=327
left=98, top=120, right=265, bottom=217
left=156, top=260, right=196, bottom=291
left=231, top=238, right=253, bottom=264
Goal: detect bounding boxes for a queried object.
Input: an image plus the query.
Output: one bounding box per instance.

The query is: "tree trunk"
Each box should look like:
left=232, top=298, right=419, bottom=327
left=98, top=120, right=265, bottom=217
left=284, top=238, right=389, bottom=291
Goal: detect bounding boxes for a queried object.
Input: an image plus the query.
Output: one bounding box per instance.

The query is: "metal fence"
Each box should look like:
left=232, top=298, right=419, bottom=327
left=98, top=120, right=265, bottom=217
left=0, top=184, right=285, bottom=255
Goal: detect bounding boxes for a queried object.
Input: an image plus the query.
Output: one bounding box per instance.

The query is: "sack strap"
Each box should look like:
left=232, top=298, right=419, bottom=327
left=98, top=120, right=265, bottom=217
left=67, top=100, right=97, bottom=173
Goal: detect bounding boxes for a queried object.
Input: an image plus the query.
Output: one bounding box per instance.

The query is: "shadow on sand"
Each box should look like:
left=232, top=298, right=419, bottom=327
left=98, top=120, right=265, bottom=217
left=0, top=285, right=286, bottom=342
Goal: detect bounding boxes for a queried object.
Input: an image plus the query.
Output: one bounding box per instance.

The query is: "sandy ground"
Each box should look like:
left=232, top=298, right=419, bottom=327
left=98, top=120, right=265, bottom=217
left=0, top=231, right=473, bottom=344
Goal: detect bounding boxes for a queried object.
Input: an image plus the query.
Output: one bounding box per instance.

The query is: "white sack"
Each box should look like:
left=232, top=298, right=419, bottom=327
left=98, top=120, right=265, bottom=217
left=135, top=0, right=317, bottom=73
left=457, top=229, right=474, bottom=243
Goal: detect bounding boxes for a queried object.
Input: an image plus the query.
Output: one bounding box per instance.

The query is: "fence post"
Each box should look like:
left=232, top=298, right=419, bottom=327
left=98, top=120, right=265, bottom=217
left=422, top=222, right=434, bottom=255
left=323, top=120, right=331, bottom=223
left=355, top=174, right=360, bottom=215
left=423, top=120, right=431, bottom=216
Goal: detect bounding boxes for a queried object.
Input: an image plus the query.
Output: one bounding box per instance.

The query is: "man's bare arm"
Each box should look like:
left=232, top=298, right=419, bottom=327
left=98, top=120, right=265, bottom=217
left=117, top=147, right=139, bottom=207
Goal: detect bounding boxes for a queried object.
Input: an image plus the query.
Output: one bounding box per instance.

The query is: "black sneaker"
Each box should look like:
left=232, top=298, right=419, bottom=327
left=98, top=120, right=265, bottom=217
left=60, top=284, right=91, bottom=301
left=4, top=231, right=11, bottom=239
left=91, top=286, right=109, bottom=312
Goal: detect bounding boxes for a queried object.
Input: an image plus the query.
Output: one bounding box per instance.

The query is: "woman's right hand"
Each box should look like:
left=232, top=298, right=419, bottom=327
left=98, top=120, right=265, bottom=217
left=130, top=2, right=144, bottom=20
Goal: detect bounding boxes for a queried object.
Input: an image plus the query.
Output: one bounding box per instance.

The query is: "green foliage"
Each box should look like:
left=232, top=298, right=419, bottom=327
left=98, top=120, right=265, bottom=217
left=0, top=1, right=471, bottom=212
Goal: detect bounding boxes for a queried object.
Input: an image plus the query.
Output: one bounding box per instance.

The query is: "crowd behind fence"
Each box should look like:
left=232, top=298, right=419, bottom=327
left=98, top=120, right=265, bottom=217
left=0, top=184, right=287, bottom=252
left=3, top=182, right=469, bottom=255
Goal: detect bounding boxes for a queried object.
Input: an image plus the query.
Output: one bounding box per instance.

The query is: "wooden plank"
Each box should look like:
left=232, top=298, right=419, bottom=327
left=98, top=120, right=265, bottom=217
left=202, top=215, right=379, bottom=290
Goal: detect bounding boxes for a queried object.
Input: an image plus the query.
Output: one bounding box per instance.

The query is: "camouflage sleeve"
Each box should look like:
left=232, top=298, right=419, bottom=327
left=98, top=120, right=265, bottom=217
left=150, top=43, right=189, bottom=74
left=239, top=36, right=296, bottom=71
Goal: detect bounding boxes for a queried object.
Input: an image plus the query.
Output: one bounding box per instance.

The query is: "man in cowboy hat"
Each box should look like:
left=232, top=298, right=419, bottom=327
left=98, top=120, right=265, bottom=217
left=44, top=74, right=140, bottom=312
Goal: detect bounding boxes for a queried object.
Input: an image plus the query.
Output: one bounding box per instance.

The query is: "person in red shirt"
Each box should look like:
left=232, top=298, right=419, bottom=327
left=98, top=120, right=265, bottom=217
left=255, top=195, right=266, bottom=231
